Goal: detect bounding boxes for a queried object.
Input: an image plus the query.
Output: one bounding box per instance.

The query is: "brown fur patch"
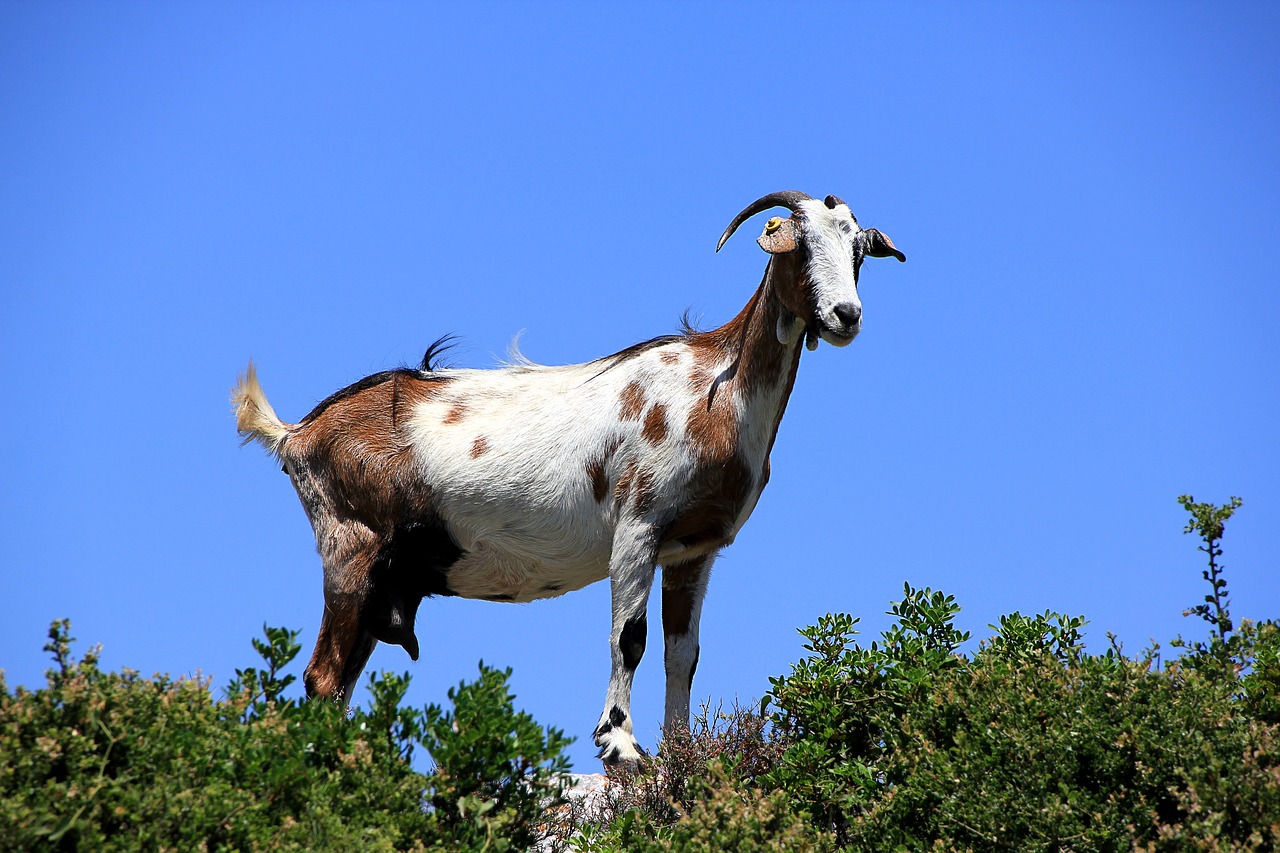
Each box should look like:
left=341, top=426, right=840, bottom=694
left=619, top=381, right=646, bottom=421
left=660, top=454, right=754, bottom=553
left=642, top=403, right=668, bottom=445
left=614, top=459, right=635, bottom=506
left=680, top=253, right=810, bottom=468
left=631, top=464, right=657, bottom=515
left=614, top=458, right=657, bottom=515
left=660, top=351, right=679, bottom=366
left=275, top=371, right=453, bottom=703
left=684, top=359, right=738, bottom=464
left=662, top=555, right=709, bottom=638
left=588, top=459, right=609, bottom=503
left=586, top=437, right=622, bottom=503
left=442, top=401, right=468, bottom=424
left=287, top=374, right=443, bottom=526
left=470, top=435, right=490, bottom=458
left=304, top=592, right=364, bottom=699
left=304, top=523, right=381, bottom=699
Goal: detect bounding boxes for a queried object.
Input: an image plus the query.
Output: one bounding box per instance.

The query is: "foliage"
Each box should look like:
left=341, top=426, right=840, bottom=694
left=563, top=696, right=798, bottom=845
left=605, top=761, right=832, bottom=853
left=0, top=622, right=571, bottom=852
left=757, top=494, right=1280, bottom=851
left=423, top=661, right=573, bottom=851
left=763, top=587, right=971, bottom=840
left=564, top=701, right=815, bottom=851
left=578, top=494, right=1279, bottom=851
left=4, top=493, right=1276, bottom=851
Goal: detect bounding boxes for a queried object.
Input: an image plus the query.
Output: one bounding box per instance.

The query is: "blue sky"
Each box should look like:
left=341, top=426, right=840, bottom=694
left=3, top=3, right=1277, bottom=771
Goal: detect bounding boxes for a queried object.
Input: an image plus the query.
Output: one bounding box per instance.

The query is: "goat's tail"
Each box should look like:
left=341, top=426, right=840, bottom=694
left=232, top=361, right=292, bottom=458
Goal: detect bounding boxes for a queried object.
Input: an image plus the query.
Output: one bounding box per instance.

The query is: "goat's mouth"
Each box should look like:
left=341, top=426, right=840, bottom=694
left=813, top=321, right=859, bottom=349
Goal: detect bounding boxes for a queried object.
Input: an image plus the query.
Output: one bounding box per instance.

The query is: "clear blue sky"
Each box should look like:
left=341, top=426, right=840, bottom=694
left=3, top=3, right=1277, bottom=771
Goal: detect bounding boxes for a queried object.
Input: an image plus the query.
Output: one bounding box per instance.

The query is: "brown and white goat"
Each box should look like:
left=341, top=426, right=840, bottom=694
left=232, top=190, right=904, bottom=765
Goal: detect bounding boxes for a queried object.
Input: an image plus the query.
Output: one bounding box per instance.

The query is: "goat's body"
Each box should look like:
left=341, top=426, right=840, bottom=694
left=235, top=191, right=902, bottom=765
left=406, top=336, right=786, bottom=598
left=257, top=318, right=788, bottom=595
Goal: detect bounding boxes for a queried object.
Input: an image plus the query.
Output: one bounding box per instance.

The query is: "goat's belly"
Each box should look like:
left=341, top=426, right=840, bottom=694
left=432, top=486, right=614, bottom=602
left=443, top=545, right=610, bottom=603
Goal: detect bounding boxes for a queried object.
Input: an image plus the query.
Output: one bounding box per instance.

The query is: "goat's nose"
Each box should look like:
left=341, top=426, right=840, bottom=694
left=833, top=302, right=862, bottom=327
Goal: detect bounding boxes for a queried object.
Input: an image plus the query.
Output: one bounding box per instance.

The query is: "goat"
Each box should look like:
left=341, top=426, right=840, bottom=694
left=232, top=190, right=904, bottom=766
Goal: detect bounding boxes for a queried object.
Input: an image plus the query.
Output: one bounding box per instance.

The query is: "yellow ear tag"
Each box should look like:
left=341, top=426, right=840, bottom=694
left=764, top=217, right=783, bottom=233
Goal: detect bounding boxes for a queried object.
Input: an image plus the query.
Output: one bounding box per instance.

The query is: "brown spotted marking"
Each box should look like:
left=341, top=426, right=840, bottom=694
left=619, top=381, right=646, bottom=421
left=614, top=459, right=636, bottom=506
left=630, top=463, right=657, bottom=515
left=587, top=436, right=621, bottom=503
left=442, top=401, right=468, bottom=424
left=659, top=351, right=680, bottom=366
left=470, top=436, right=490, bottom=458
left=642, top=402, right=668, bottom=446
left=614, top=458, right=657, bottom=515
left=588, top=458, right=609, bottom=503
left=684, top=357, right=738, bottom=465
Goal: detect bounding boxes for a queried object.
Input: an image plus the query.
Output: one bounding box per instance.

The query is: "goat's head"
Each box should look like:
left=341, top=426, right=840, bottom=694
left=718, top=190, right=905, bottom=349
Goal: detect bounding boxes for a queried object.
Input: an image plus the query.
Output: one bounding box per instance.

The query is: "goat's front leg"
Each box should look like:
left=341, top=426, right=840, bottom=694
left=661, top=552, right=714, bottom=737
left=594, top=524, right=658, bottom=767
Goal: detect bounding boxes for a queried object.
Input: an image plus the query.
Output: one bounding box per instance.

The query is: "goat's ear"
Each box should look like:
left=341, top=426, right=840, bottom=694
left=757, top=216, right=801, bottom=254
left=862, top=228, right=906, bottom=262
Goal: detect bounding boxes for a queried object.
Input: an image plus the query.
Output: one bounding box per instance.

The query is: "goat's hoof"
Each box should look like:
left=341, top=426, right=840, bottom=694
left=595, top=730, right=647, bottom=772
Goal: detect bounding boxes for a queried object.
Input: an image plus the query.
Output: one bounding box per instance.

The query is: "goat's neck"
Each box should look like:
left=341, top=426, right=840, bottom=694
left=690, top=254, right=805, bottom=459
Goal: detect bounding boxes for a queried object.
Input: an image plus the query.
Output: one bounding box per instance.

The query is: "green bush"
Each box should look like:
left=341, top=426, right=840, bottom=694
left=565, top=701, right=826, bottom=852
left=607, top=760, right=832, bottom=853
left=5, top=494, right=1275, bottom=852
left=761, top=494, right=1280, bottom=851
left=0, top=623, right=571, bottom=851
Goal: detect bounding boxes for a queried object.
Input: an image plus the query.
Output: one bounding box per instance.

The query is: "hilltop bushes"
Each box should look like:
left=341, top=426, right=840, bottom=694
left=573, top=495, right=1280, bottom=852
left=0, top=625, right=571, bottom=851
left=3, top=494, right=1276, bottom=851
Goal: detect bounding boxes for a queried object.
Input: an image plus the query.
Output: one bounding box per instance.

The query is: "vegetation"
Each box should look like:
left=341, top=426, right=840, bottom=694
left=2, top=494, right=1276, bottom=851
left=0, top=625, right=570, bottom=851
left=572, top=495, right=1279, bottom=852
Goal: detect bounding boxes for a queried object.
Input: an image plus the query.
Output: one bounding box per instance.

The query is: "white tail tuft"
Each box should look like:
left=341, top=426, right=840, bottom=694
left=231, top=361, right=291, bottom=458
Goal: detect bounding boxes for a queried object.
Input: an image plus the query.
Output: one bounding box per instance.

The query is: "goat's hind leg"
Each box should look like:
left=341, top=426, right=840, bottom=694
left=593, top=524, right=659, bottom=768
left=303, top=522, right=382, bottom=703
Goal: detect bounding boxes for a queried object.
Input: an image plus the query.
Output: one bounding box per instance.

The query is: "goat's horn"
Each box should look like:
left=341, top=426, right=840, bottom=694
left=717, top=190, right=813, bottom=252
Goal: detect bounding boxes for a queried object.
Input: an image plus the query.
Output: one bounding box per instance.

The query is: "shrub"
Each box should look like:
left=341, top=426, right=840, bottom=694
left=761, top=494, right=1279, bottom=851
left=4, top=493, right=1275, bottom=851
left=0, top=622, right=570, bottom=851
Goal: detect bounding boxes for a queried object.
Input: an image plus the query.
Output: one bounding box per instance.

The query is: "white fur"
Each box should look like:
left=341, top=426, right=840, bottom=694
left=797, top=197, right=863, bottom=346
left=397, top=340, right=768, bottom=763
